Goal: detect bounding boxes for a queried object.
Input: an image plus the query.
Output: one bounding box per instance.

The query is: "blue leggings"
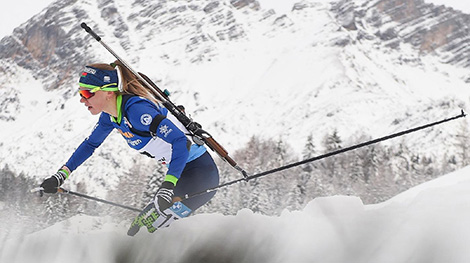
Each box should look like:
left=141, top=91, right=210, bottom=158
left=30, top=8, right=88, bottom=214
left=174, top=151, right=219, bottom=211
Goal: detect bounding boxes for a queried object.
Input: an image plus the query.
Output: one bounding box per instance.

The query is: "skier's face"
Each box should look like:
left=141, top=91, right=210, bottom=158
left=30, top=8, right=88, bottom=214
left=80, top=90, right=112, bottom=115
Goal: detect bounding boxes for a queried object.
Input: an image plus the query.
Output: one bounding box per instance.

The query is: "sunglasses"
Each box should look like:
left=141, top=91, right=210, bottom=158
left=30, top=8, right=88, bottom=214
left=78, top=89, right=95, bottom=99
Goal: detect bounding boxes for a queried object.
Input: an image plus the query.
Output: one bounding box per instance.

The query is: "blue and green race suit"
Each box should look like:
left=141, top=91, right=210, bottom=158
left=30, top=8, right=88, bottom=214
left=64, top=95, right=218, bottom=210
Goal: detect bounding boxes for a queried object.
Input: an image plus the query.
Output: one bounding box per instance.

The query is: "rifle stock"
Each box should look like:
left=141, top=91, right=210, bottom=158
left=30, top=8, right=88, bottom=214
left=141, top=75, right=243, bottom=172
left=204, top=137, right=236, bottom=166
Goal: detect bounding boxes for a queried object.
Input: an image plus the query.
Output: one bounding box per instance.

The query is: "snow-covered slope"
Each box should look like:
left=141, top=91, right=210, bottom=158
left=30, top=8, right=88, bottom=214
left=2, top=165, right=470, bottom=263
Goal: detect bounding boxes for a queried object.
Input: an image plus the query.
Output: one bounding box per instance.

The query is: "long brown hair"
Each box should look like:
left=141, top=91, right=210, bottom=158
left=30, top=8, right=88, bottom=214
left=87, top=61, right=161, bottom=105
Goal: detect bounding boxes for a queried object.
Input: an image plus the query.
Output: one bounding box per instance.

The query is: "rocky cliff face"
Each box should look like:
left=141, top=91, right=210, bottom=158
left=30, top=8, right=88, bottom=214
left=0, top=0, right=265, bottom=92
left=0, top=0, right=90, bottom=90
left=2, top=0, right=469, bottom=90
left=332, top=0, right=470, bottom=68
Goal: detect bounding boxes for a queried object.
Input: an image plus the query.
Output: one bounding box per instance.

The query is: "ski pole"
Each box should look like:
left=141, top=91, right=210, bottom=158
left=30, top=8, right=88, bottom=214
left=80, top=22, right=249, bottom=178
left=31, top=187, right=141, bottom=212
left=180, top=110, right=467, bottom=201
left=58, top=188, right=141, bottom=212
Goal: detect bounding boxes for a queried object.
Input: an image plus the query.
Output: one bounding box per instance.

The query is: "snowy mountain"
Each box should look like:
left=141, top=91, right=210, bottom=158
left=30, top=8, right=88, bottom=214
left=1, top=0, right=470, bottom=198
left=2, top=165, right=470, bottom=263
left=2, top=1, right=470, bottom=260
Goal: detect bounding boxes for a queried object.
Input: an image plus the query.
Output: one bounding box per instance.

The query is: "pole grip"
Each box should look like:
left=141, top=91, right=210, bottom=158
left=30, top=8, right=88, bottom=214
left=30, top=187, right=44, bottom=193
left=81, top=23, right=101, bottom=41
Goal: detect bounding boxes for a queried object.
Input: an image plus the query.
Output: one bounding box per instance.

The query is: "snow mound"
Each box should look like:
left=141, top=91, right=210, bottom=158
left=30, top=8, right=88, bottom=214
left=2, top=167, right=470, bottom=263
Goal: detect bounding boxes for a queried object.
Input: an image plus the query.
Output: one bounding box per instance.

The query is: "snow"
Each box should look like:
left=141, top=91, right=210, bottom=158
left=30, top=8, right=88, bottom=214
left=0, top=0, right=469, bottom=213
left=2, top=166, right=470, bottom=263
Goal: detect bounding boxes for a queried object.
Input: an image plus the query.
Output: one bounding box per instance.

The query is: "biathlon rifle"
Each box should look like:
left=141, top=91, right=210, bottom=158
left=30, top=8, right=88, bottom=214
left=80, top=22, right=248, bottom=178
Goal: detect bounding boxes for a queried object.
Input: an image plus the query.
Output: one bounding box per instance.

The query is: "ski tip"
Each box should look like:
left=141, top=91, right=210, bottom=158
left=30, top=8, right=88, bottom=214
left=127, top=225, right=140, bottom=237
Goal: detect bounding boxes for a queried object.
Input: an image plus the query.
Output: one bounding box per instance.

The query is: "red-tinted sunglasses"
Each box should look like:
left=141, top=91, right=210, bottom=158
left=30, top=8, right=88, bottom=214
left=78, top=89, right=95, bottom=99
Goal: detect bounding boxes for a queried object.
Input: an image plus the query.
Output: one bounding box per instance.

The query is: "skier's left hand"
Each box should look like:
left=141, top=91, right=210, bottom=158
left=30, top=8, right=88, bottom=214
left=39, top=169, right=68, bottom=196
left=155, top=181, right=175, bottom=214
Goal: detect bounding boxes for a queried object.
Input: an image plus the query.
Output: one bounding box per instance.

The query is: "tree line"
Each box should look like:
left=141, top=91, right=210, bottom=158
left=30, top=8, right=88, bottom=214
left=1, top=123, right=469, bottom=230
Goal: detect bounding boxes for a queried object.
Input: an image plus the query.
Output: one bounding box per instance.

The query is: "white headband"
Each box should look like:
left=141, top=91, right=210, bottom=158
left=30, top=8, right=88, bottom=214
left=115, top=65, right=124, bottom=92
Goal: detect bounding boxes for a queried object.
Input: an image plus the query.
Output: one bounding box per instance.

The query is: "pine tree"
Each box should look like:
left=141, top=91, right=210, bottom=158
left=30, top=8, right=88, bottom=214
left=141, top=163, right=166, bottom=205
left=302, top=134, right=316, bottom=172
left=321, top=129, right=343, bottom=178
left=45, top=196, right=61, bottom=225
left=323, top=129, right=342, bottom=152
left=106, top=156, right=158, bottom=219
left=294, top=134, right=317, bottom=208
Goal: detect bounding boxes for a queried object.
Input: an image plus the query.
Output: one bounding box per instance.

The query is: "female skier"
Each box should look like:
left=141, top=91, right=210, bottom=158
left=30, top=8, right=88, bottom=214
left=39, top=61, right=219, bottom=235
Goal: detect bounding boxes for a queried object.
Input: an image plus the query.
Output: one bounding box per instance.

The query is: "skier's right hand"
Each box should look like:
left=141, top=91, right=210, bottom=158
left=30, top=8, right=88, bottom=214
left=39, top=169, right=68, bottom=195
left=155, top=181, right=175, bottom=214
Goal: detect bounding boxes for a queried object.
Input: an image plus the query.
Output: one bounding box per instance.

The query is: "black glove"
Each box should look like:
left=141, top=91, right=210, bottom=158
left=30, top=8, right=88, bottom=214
left=40, top=170, right=67, bottom=195
left=155, top=181, right=175, bottom=214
